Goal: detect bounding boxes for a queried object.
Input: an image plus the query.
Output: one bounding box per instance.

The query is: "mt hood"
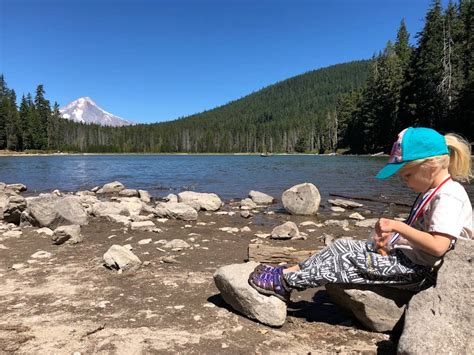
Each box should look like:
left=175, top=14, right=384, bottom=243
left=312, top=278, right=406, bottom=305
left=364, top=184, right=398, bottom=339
left=60, top=97, right=133, bottom=127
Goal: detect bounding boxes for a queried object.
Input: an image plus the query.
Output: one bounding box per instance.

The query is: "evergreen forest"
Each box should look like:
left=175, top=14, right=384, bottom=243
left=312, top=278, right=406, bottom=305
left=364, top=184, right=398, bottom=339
left=0, top=0, right=472, bottom=154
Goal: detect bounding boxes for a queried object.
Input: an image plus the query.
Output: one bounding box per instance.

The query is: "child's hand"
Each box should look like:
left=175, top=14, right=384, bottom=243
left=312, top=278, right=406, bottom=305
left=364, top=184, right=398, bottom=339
left=374, top=218, right=398, bottom=255
left=376, top=218, right=398, bottom=236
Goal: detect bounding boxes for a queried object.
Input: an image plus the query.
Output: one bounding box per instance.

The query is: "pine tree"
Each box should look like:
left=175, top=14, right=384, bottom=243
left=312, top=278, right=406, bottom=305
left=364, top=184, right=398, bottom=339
left=33, top=85, right=50, bottom=149
left=5, top=89, right=21, bottom=150
left=395, top=19, right=412, bottom=70
left=48, top=102, right=62, bottom=149
left=456, top=0, right=474, bottom=138
left=411, top=0, right=446, bottom=127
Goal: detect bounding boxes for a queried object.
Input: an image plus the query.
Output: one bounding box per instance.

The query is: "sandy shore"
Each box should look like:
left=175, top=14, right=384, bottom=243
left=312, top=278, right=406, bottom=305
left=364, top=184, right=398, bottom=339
left=0, top=196, right=401, bottom=354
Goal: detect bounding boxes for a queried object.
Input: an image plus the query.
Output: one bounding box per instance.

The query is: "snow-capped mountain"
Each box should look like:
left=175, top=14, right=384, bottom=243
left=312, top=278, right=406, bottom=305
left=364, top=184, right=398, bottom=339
left=59, top=97, right=134, bottom=127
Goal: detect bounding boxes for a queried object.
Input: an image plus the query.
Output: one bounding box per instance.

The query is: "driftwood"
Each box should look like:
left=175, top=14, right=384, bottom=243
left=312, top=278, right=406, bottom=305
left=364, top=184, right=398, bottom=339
left=248, top=243, right=322, bottom=264
left=329, top=193, right=411, bottom=207
left=81, top=324, right=105, bottom=339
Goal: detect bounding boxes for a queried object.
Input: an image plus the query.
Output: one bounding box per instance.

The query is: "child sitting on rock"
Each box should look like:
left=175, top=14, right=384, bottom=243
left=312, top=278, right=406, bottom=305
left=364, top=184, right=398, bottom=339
left=249, top=127, right=472, bottom=302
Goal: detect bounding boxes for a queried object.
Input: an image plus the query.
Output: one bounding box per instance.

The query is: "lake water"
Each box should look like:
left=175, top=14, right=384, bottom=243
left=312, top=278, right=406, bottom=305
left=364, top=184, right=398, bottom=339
left=0, top=155, right=472, bottom=207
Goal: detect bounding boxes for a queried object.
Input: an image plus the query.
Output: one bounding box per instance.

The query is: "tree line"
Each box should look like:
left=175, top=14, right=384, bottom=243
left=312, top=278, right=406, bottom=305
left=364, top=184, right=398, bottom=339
left=341, top=0, right=473, bottom=153
left=0, top=0, right=472, bottom=154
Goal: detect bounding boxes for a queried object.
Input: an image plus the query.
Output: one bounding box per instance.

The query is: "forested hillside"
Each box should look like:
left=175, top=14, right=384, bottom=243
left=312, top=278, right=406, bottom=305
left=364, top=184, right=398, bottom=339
left=0, top=60, right=370, bottom=153
left=1, top=0, right=472, bottom=154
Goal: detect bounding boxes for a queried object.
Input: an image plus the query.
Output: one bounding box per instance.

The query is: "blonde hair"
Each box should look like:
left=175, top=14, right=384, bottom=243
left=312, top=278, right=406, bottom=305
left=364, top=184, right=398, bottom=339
left=402, top=133, right=472, bottom=182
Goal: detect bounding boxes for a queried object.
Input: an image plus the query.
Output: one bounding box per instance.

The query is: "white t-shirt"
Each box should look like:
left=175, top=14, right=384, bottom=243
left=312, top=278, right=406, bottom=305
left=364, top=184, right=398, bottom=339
left=394, top=179, right=473, bottom=266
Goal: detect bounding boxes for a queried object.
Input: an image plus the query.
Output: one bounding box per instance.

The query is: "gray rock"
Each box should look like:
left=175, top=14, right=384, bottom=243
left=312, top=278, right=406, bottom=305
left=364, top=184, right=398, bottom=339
left=52, top=225, right=82, bottom=245
left=31, top=250, right=53, bottom=259
left=91, top=201, right=129, bottom=217
left=163, top=239, right=191, bottom=249
left=26, top=196, right=88, bottom=228
left=349, top=212, right=365, bottom=221
left=164, top=193, right=178, bottom=203
left=2, top=230, right=22, bottom=238
left=398, top=239, right=474, bottom=355
left=119, top=189, right=139, bottom=197
left=330, top=206, right=345, bottom=213
left=155, top=202, right=198, bottom=221
left=240, top=198, right=257, bottom=209
left=324, top=219, right=349, bottom=228
left=106, top=214, right=131, bottom=226
left=97, top=181, right=125, bottom=194
left=35, top=227, right=54, bottom=237
left=0, top=192, right=9, bottom=219
left=249, top=191, right=274, bottom=205
left=138, top=189, right=151, bottom=203
left=76, top=190, right=96, bottom=197
left=240, top=210, right=251, bottom=218
left=131, top=220, right=155, bottom=231
left=6, top=183, right=27, bottom=193
left=116, top=197, right=144, bottom=216
left=282, top=183, right=320, bottom=216
left=138, top=238, right=152, bottom=245
left=326, top=284, right=413, bottom=332
left=183, top=200, right=201, bottom=211
left=19, top=210, right=35, bottom=227
left=103, top=244, right=142, bottom=270
left=53, top=196, right=88, bottom=226
left=213, top=261, right=287, bottom=327
left=26, top=196, right=58, bottom=227
left=328, top=198, right=363, bottom=209
left=355, top=218, right=378, bottom=228
left=323, top=233, right=334, bottom=246
left=270, top=221, right=300, bottom=240
left=178, top=191, right=222, bottom=211
left=3, top=194, right=27, bottom=224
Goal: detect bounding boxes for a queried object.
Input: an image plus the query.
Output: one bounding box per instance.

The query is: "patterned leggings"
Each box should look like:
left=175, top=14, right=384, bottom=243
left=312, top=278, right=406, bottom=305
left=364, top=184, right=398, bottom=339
left=283, top=239, right=436, bottom=292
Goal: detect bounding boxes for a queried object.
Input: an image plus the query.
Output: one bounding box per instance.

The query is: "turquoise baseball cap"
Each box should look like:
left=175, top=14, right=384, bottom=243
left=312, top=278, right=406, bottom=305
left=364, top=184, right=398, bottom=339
left=375, top=127, right=449, bottom=179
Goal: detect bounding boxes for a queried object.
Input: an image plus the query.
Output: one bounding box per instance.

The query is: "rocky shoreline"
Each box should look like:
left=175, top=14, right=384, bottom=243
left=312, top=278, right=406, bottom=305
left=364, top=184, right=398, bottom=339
left=0, top=181, right=471, bottom=354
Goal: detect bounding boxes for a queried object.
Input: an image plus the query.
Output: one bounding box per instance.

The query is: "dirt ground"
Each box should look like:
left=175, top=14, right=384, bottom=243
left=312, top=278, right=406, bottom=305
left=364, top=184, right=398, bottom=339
left=0, top=201, right=402, bottom=354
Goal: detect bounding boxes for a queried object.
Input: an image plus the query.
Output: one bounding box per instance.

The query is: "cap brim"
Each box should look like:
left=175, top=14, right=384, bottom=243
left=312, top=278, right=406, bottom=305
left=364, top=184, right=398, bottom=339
left=375, top=162, right=407, bottom=179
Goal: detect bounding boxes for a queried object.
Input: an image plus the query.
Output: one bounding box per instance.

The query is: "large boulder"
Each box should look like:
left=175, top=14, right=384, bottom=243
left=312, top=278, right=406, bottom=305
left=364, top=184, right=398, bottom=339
left=325, top=284, right=413, bottom=332
left=103, top=245, right=141, bottom=271
left=6, top=183, right=27, bottom=193
left=3, top=195, right=27, bottom=224
left=282, top=183, right=320, bottom=215
left=26, top=196, right=59, bottom=227
left=248, top=191, right=274, bottom=205
left=53, top=196, right=88, bottom=226
left=0, top=192, right=9, bottom=219
left=91, top=201, right=129, bottom=217
left=96, top=181, right=125, bottom=194
left=26, top=196, right=88, bottom=228
left=138, top=190, right=151, bottom=203
left=397, top=239, right=474, bottom=355
left=213, top=261, right=287, bottom=327
left=155, top=202, right=198, bottom=221
left=270, top=221, right=300, bottom=240
left=119, top=189, right=139, bottom=197
left=178, top=191, right=222, bottom=211
left=116, top=197, right=144, bottom=216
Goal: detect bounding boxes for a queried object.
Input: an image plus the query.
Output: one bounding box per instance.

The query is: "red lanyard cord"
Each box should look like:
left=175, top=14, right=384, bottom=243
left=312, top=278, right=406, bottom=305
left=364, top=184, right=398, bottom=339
left=389, top=175, right=452, bottom=246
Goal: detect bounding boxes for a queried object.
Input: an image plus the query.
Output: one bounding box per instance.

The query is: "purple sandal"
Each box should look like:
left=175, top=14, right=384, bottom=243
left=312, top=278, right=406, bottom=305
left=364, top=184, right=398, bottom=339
left=248, top=269, right=291, bottom=302
left=253, top=264, right=284, bottom=275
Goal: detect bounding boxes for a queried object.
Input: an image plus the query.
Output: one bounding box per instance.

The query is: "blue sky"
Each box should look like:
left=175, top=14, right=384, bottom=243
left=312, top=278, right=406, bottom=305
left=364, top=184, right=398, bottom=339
left=1, top=0, right=446, bottom=124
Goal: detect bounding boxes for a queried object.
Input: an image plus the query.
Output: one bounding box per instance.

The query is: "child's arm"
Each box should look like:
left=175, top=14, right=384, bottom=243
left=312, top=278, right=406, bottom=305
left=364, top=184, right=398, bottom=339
left=376, top=218, right=454, bottom=257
